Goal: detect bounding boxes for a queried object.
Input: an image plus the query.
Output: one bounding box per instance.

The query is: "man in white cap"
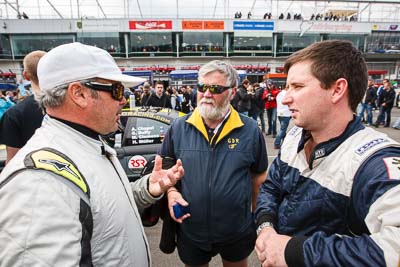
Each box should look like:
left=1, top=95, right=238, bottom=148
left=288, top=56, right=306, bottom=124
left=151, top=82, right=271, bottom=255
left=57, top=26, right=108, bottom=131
left=0, top=42, right=184, bottom=266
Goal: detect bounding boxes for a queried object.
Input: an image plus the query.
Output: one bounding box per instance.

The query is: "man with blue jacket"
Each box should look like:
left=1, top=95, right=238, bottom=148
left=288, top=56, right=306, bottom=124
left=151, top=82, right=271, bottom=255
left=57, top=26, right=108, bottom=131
left=161, top=60, right=268, bottom=267
left=254, top=40, right=400, bottom=267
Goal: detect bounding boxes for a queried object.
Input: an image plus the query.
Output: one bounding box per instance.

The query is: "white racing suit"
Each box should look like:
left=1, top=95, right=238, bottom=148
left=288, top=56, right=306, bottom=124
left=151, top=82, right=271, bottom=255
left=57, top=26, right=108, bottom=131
left=256, top=119, right=400, bottom=267
left=0, top=116, right=160, bottom=266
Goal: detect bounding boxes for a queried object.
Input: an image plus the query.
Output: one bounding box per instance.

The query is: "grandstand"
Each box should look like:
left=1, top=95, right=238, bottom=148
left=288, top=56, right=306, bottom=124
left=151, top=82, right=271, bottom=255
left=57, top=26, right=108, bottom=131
left=0, top=0, right=399, bottom=85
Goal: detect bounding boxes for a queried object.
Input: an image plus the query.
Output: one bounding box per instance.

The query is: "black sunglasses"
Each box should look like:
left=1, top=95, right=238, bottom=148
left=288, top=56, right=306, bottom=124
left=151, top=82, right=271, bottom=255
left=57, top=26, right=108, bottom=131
left=197, top=83, right=231, bottom=94
left=83, top=81, right=125, bottom=101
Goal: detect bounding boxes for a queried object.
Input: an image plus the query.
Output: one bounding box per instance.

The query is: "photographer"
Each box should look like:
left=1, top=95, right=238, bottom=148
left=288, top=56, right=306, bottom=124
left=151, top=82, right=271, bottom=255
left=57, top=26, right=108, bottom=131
left=262, top=80, right=280, bottom=137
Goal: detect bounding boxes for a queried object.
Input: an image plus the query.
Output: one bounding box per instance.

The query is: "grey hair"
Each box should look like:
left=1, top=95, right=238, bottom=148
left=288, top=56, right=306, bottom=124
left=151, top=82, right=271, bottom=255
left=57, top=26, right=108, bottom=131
left=198, top=60, right=239, bottom=88
left=36, top=78, right=98, bottom=109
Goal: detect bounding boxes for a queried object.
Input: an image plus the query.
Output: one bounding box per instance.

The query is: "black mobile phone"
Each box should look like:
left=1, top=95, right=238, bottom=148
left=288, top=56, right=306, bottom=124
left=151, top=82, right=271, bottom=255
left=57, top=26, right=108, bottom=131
left=173, top=203, right=190, bottom=218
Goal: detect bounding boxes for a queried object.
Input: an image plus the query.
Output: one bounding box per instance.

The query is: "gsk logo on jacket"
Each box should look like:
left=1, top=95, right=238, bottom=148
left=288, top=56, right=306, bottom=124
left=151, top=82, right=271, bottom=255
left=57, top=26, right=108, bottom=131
left=228, top=138, right=240, bottom=149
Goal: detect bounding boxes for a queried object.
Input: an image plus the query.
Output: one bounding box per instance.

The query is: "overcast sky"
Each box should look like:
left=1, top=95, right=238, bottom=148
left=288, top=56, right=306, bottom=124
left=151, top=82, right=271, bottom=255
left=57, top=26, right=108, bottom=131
left=3, top=0, right=398, bottom=21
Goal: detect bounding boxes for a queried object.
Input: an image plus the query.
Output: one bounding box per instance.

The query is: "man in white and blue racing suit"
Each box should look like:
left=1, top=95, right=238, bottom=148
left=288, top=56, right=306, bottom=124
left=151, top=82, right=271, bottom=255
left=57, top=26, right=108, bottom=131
left=254, top=40, right=400, bottom=267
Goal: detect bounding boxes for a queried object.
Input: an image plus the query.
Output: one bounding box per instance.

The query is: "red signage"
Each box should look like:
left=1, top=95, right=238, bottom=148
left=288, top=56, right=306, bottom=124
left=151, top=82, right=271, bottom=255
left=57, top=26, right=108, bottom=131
left=182, top=21, right=203, bottom=30
left=204, top=21, right=224, bottom=30
left=129, top=20, right=172, bottom=30
left=182, top=20, right=225, bottom=30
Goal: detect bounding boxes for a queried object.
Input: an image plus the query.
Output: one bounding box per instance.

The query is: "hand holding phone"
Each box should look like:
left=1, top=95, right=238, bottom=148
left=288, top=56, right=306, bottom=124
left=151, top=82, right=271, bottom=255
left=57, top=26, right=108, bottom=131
left=173, top=203, right=190, bottom=218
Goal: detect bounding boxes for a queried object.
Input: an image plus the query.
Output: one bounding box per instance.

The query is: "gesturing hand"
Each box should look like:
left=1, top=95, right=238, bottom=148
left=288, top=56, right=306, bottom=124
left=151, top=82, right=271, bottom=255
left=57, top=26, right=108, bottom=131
left=148, top=155, right=184, bottom=197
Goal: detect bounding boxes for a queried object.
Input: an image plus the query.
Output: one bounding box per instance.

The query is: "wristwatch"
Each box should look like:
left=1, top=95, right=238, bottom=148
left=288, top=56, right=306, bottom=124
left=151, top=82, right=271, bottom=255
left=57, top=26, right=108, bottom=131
left=256, top=221, right=274, bottom=235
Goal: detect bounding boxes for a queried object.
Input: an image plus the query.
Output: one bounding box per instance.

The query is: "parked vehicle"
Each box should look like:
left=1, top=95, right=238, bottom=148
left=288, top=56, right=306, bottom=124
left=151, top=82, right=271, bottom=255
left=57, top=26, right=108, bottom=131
left=106, top=106, right=183, bottom=181
left=0, top=107, right=183, bottom=177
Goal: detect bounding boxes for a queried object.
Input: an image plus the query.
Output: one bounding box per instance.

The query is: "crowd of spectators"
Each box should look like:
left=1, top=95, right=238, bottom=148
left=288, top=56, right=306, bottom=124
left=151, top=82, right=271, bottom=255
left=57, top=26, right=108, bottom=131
left=278, top=12, right=303, bottom=20
left=310, top=12, right=358, bottom=21
left=182, top=44, right=223, bottom=53
left=0, top=85, right=32, bottom=122
left=0, top=91, right=15, bottom=119
left=16, top=12, right=29, bottom=19
left=263, top=12, right=272, bottom=19
left=124, top=82, right=197, bottom=114
left=230, top=78, right=289, bottom=148
left=131, top=45, right=173, bottom=53
left=234, top=11, right=242, bottom=18
left=234, top=10, right=358, bottom=21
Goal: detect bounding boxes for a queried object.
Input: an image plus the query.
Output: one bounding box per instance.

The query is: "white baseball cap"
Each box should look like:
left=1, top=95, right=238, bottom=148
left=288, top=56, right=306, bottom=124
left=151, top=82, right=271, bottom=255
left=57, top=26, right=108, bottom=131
left=38, top=42, right=145, bottom=91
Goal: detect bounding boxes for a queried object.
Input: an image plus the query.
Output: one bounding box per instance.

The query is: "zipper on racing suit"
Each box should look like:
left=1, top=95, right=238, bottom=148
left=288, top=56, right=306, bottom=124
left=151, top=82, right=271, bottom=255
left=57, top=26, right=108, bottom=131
left=101, top=142, right=151, bottom=266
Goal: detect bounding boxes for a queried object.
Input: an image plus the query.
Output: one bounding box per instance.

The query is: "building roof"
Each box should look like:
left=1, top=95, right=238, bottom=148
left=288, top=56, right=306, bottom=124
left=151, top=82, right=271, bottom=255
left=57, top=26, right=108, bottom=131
left=3, top=0, right=400, bottom=22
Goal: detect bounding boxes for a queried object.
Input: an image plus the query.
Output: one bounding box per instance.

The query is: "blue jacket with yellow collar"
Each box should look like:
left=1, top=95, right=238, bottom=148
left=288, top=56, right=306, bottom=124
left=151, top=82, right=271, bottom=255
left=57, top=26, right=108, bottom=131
left=160, top=106, right=267, bottom=245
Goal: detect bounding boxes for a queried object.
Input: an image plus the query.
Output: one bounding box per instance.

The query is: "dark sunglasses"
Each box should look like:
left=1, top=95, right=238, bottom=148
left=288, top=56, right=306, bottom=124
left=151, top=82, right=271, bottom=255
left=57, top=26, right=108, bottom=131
left=83, top=81, right=125, bottom=101
left=197, top=83, right=231, bottom=94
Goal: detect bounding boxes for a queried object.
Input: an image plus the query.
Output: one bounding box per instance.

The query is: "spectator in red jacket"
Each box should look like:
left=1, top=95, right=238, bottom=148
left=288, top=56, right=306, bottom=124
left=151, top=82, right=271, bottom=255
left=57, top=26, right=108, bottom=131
left=262, top=80, right=280, bottom=137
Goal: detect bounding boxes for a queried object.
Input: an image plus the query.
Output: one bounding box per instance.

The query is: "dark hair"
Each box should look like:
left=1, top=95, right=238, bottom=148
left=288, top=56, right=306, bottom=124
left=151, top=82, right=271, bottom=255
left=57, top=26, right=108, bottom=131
left=155, top=81, right=164, bottom=87
left=284, top=40, right=368, bottom=112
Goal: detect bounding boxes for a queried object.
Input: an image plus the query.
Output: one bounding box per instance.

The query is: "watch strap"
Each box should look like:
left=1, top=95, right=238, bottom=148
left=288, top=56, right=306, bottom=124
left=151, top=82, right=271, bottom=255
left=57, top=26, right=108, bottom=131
left=256, top=221, right=274, bottom=235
